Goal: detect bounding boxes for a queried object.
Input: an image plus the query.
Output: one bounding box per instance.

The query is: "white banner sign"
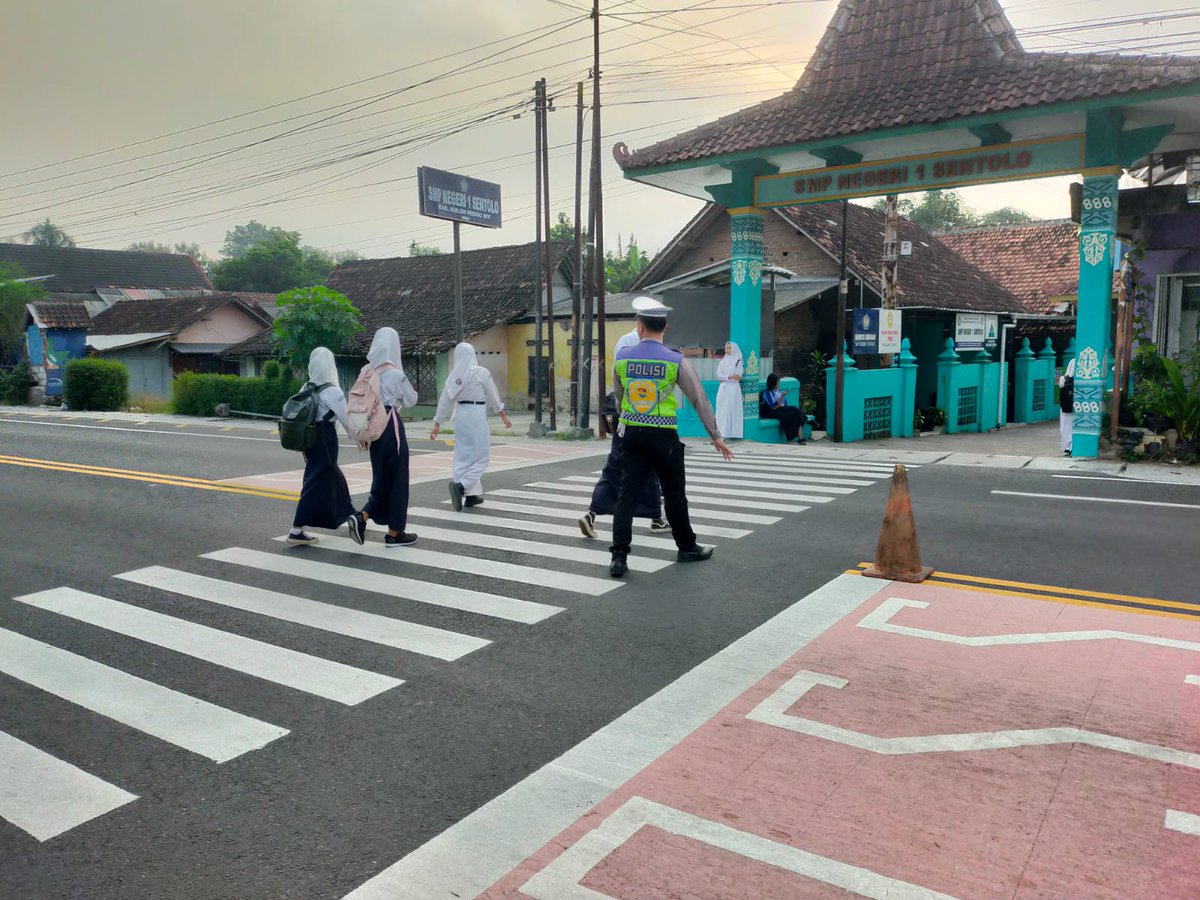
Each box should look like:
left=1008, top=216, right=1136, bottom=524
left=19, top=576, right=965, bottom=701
left=878, top=308, right=902, bottom=354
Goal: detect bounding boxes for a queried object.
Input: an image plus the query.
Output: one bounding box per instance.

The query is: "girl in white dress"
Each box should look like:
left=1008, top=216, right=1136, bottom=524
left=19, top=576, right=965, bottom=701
left=715, top=340, right=744, bottom=440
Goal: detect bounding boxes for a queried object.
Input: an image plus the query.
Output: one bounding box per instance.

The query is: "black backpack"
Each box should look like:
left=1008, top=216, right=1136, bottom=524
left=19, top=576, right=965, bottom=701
left=1060, top=375, right=1074, bottom=414
left=279, top=381, right=330, bottom=452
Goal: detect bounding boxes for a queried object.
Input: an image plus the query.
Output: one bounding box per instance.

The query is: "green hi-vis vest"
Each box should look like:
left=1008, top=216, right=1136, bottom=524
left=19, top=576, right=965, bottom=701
left=616, top=355, right=681, bottom=429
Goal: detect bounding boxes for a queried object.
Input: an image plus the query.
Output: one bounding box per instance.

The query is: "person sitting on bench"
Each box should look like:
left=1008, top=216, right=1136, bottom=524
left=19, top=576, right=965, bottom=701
left=759, top=373, right=806, bottom=444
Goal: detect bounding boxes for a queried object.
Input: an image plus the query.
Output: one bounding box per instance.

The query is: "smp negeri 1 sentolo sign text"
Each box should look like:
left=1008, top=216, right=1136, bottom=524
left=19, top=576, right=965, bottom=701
left=417, top=167, right=502, bottom=229
left=754, top=134, right=1085, bottom=207
left=955, top=313, right=999, bottom=351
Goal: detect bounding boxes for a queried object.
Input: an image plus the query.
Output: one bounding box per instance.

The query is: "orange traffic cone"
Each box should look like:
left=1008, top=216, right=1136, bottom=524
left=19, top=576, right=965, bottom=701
left=863, top=464, right=933, bottom=583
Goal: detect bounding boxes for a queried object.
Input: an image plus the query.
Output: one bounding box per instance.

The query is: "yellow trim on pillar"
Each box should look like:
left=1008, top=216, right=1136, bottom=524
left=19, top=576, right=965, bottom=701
left=726, top=206, right=764, bottom=216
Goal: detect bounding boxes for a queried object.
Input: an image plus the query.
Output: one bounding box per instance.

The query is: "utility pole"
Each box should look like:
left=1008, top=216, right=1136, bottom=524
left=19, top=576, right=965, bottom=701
left=572, top=81, right=585, bottom=431
left=591, top=0, right=607, bottom=437
left=1110, top=257, right=1132, bottom=444
left=834, top=199, right=849, bottom=443
left=541, top=78, right=557, bottom=432
left=452, top=221, right=463, bottom=343
left=532, top=80, right=545, bottom=426
left=881, top=193, right=899, bottom=366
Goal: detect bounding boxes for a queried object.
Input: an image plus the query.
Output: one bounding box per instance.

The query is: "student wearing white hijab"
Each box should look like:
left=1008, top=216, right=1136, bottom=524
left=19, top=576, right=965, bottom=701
left=357, top=327, right=420, bottom=547
left=431, top=341, right=512, bottom=510
left=577, top=327, right=668, bottom=538
left=287, top=347, right=362, bottom=546
left=715, top=340, right=744, bottom=439
left=1058, top=355, right=1076, bottom=455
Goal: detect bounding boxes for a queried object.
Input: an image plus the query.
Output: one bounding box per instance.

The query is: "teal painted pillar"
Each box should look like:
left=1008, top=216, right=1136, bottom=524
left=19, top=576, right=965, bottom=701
left=729, top=207, right=764, bottom=427
left=1014, top=338, right=1036, bottom=423
left=1073, top=110, right=1121, bottom=457
left=937, top=339, right=962, bottom=433
left=898, top=338, right=918, bottom=438
left=1038, top=338, right=1058, bottom=422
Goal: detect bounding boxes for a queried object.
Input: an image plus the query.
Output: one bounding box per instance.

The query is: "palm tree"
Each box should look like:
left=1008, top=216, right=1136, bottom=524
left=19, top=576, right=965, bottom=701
left=22, top=219, right=76, bottom=248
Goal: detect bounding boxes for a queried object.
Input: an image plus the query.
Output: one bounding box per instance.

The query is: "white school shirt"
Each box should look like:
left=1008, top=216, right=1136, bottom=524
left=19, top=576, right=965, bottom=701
left=378, top=368, right=418, bottom=410
left=434, top=370, right=504, bottom=424
left=316, top=385, right=351, bottom=435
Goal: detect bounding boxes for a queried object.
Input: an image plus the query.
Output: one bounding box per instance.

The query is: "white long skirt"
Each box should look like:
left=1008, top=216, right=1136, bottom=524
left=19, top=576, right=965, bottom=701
left=453, top=404, right=490, bottom=496
left=715, top=381, right=744, bottom=439
left=1059, top=411, right=1073, bottom=453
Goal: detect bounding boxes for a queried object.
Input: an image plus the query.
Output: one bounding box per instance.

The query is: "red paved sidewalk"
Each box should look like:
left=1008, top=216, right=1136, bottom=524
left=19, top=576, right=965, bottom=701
left=482, top=577, right=1200, bottom=899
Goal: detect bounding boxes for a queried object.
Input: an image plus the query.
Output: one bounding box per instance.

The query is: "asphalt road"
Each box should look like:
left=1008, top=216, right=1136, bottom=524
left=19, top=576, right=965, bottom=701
left=1, top=412, right=1197, bottom=899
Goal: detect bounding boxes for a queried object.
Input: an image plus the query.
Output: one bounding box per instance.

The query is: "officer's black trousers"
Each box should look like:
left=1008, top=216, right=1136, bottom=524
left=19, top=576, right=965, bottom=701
left=610, top=425, right=697, bottom=556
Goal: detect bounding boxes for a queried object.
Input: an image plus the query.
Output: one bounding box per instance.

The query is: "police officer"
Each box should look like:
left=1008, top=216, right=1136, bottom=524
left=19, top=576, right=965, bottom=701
left=609, top=298, right=734, bottom=578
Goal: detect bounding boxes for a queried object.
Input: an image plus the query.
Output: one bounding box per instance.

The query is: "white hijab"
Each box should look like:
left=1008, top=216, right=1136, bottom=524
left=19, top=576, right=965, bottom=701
left=445, top=341, right=485, bottom=401
left=615, top=328, right=640, bottom=356
left=366, top=326, right=406, bottom=378
left=717, top=341, right=743, bottom=380
left=308, top=347, right=339, bottom=389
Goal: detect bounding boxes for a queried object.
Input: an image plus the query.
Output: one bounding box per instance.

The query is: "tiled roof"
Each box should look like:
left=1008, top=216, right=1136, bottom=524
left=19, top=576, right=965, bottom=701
left=28, top=300, right=92, bottom=330
left=936, top=221, right=1078, bottom=314
left=616, top=0, right=1200, bottom=172
left=776, top=202, right=1027, bottom=313
left=628, top=204, right=725, bottom=292
left=89, top=294, right=270, bottom=336
left=225, top=241, right=574, bottom=357
left=0, top=243, right=211, bottom=293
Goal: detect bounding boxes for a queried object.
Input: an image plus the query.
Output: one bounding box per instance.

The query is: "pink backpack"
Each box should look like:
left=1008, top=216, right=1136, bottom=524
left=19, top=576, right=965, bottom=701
left=347, top=363, right=397, bottom=447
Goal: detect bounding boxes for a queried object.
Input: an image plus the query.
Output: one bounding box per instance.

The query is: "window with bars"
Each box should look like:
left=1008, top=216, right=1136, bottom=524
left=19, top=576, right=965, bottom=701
left=863, top=396, right=892, bottom=439
left=1032, top=378, right=1047, bottom=413
left=958, top=386, right=979, bottom=427
left=411, top=355, right=438, bottom=403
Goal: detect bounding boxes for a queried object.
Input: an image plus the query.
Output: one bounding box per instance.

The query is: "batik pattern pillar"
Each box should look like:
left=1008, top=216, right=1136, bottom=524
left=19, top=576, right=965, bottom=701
left=729, top=207, right=764, bottom=425
left=1072, top=174, right=1118, bottom=458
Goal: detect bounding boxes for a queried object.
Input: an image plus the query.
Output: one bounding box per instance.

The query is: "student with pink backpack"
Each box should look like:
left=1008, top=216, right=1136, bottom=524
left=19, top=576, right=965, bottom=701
left=348, top=327, right=418, bottom=547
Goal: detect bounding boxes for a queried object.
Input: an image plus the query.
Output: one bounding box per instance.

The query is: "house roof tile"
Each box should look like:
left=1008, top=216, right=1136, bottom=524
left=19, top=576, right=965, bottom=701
left=0, top=243, right=211, bottom=293
left=88, top=293, right=270, bottom=337
left=28, top=301, right=92, bottom=330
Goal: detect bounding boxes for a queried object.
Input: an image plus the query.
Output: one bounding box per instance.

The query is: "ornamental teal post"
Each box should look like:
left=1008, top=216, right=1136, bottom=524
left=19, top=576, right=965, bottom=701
left=729, top=207, right=764, bottom=429
left=1073, top=110, right=1121, bottom=457
left=898, top=338, right=918, bottom=438
left=937, top=339, right=962, bottom=433
left=1014, top=338, right=1036, bottom=423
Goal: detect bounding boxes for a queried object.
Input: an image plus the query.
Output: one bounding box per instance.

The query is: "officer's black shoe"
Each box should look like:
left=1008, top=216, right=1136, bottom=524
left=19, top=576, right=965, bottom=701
left=677, top=545, right=714, bottom=563
left=609, top=554, right=629, bottom=578
left=448, top=480, right=464, bottom=512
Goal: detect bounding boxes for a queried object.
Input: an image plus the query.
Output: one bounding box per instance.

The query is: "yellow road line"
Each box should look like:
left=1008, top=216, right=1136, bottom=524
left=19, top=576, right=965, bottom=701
left=922, top=579, right=1199, bottom=622
left=0, top=457, right=299, bottom=502
left=0, top=454, right=228, bottom=487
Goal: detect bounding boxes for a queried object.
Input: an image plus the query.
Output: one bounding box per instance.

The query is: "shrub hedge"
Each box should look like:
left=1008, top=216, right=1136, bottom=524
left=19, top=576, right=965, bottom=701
left=64, top=358, right=129, bottom=411
left=172, top=372, right=302, bottom=417
left=0, top=363, right=31, bottom=405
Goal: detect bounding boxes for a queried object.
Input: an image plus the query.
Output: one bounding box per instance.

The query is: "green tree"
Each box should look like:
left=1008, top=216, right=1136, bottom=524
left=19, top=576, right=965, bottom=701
left=272, top=286, right=362, bottom=370
left=126, top=240, right=211, bottom=271
left=22, top=219, right=75, bottom=248
left=220, top=221, right=296, bottom=259
left=550, top=211, right=585, bottom=243
left=978, top=207, right=1036, bottom=227
left=125, top=240, right=172, bottom=254
left=870, top=190, right=1036, bottom=231
left=605, top=235, right=650, bottom=292
left=0, top=266, right=45, bottom=365
left=210, top=233, right=331, bottom=293
left=330, top=248, right=364, bottom=265
left=408, top=241, right=443, bottom=257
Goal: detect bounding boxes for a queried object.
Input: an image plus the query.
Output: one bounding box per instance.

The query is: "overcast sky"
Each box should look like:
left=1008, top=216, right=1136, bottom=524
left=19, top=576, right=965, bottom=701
left=1, top=0, right=1196, bottom=261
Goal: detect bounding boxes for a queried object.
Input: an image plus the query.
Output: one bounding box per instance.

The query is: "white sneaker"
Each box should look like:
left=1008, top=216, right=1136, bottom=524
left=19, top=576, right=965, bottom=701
left=578, top=511, right=597, bottom=539
left=650, top=518, right=671, bottom=532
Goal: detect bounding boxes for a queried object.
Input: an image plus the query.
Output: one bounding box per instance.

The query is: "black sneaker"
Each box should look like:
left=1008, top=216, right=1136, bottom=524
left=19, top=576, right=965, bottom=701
left=385, top=532, right=418, bottom=548
left=578, top=511, right=597, bottom=539
left=449, top=480, right=464, bottom=512
left=677, top=545, right=714, bottom=563
left=465, top=496, right=484, bottom=508
left=286, top=531, right=319, bottom=546
left=650, top=517, right=670, bottom=533
left=347, top=513, right=366, bottom=545
left=609, top=554, right=628, bottom=578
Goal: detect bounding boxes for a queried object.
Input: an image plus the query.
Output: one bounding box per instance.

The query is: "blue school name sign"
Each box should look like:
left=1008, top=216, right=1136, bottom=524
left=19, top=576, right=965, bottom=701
left=417, top=166, right=502, bottom=228
left=754, top=134, right=1085, bottom=206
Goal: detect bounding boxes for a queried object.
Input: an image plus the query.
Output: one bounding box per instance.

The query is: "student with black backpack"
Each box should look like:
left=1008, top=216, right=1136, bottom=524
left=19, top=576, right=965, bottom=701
left=1059, top=355, right=1076, bottom=456
left=283, top=347, right=364, bottom=546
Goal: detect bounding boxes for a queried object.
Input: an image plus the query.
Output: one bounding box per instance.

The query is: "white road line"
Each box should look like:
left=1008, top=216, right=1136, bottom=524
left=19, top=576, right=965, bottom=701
left=366, top=522, right=670, bottom=574
left=118, top=566, right=490, bottom=661
left=494, top=489, right=782, bottom=525
left=453, top=500, right=753, bottom=539
left=564, top=475, right=835, bottom=504
left=14, top=588, right=402, bottom=706
left=0, top=418, right=282, bottom=443
left=702, top=455, right=906, bottom=473
left=1166, top=809, right=1200, bottom=837
left=273, top=535, right=621, bottom=597
left=1053, top=474, right=1187, bottom=485
left=684, top=467, right=874, bottom=487
left=524, top=481, right=809, bottom=514
left=688, top=473, right=865, bottom=492
left=406, top=508, right=682, bottom=552
left=0, top=730, right=138, bottom=842
left=992, top=490, right=1200, bottom=510
left=0, top=627, right=288, bottom=763
left=689, top=461, right=889, bottom=481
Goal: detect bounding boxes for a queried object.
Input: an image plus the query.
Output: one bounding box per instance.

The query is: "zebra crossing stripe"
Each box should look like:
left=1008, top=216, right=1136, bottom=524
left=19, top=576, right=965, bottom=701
left=273, top=535, right=621, bottom=597
left=566, top=475, right=835, bottom=505
left=704, top=455, right=907, bottom=473
left=405, top=508, right=682, bottom=553
left=119, top=565, right=491, bottom=661
left=451, top=500, right=754, bottom=539
left=686, top=462, right=887, bottom=482
left=0, top=729, right=137, bottom=842
left=14, top=588, right=402, bottom=706
left=493, top=489, right=782, bottom=526
left=679, top=467, right=874, bottom=488
left=531, top=481, right=809, bottom=514
left=686, top=473, right=865, bottom=492
left=366, top=523, right=670, bottom=574
left=0, top=627, right=289, bottom=763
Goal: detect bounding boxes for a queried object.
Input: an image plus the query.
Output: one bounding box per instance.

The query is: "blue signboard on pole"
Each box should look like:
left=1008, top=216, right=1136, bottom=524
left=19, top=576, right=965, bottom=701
left=853, top=308, right=879, bottom=355
left=417, top=166, right=502, bottom=229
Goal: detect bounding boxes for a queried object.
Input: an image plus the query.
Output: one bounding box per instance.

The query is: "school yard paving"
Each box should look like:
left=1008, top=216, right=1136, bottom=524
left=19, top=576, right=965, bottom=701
left=0, top=408, right=1198, bottom=899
